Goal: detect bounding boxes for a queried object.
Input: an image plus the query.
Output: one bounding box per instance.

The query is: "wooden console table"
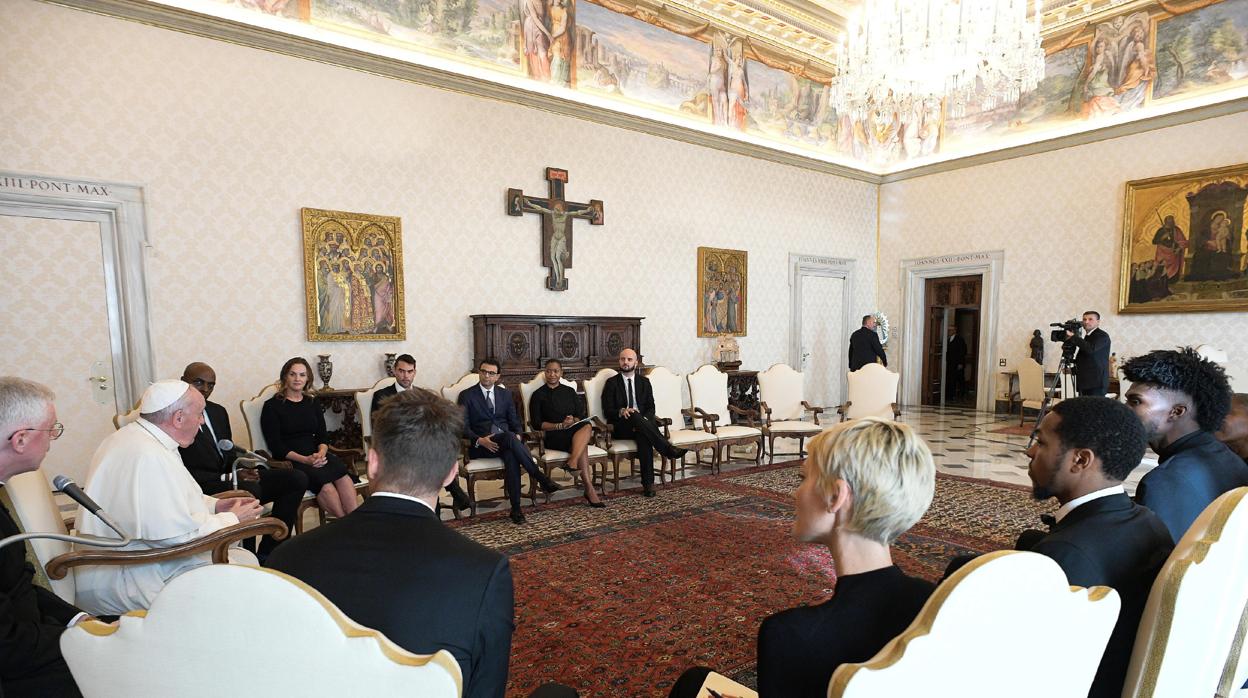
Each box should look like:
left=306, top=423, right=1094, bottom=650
left=726, top=370, right=760, bottom=423
left=470, top=314, right=643, bottom=388
left=313, top=388, right=364, bottom=467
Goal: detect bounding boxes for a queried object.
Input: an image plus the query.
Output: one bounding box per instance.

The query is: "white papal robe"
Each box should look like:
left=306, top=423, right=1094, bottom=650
left=75, top=418, right=256, bottom=615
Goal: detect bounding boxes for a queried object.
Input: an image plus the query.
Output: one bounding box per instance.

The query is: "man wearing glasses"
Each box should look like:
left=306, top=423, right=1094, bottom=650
left=0, top=376, right=85, bottom=697
left=458, top=358, right=561, bottom=524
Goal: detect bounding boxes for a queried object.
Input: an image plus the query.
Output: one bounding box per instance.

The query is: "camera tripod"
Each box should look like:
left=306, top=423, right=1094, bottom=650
left=1025, top=347, right=1075, bottom=451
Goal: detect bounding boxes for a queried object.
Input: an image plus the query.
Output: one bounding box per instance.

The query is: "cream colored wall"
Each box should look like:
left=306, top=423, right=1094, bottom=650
left=3, top=0, right=878, bottom=448
left=879, top=110, right=1248, bottom=397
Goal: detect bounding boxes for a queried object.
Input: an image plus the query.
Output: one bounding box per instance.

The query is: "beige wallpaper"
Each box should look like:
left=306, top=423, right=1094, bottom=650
left=879, top=110, right=1248, bottom=395
left=2, top=0, right=878, bottom=452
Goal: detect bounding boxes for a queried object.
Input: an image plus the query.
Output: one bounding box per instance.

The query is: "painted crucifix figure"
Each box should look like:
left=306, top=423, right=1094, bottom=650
left=507, top=167, right=604, bottom=291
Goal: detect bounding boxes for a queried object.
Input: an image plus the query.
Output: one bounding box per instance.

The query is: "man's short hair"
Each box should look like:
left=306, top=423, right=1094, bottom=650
left=371, top=388, right=464, bottom=496
left=1121, top=347, right=1233, bottom=432
left=805, top=418, right=935, bottom=545
left=1050, top=397, right=1147, bottom=482
left=1083, top=311, right=1101, bottom=320
left=395, top=354, right=416, bottom=367
left=862, top=315, right=873, bottom=325
left=479, top=358, right=500, bottom=372
left=0, top=377, right=55, bottom=435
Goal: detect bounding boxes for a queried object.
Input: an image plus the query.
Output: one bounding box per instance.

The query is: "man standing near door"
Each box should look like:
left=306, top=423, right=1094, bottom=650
left=1066, top=311, right=1111, bottom=397
left=848, top=315, right=887, bottom=371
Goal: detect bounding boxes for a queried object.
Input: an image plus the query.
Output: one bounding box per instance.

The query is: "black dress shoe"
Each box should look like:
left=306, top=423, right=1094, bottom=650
left=669, top=447, right=689, bottom=460
left=509, top=510, right=527, bottom=525
left=584, top=493, right=606, bottom=508
left=540, top=479, right=563, bottom=494
left=642, top=488, right=656, bottom=498
left=449, top=488, right=471, bottom=512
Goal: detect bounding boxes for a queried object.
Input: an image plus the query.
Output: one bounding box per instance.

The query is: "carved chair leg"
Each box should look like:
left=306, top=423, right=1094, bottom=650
left=468, top=476, right=478, bottom=517
left=767, top=435, right=776, bottom=463
left=756, top=437, right=763, bottom=465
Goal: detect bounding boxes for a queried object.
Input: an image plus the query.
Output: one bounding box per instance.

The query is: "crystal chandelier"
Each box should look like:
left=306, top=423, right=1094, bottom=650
left=830, top=0, right=1046, bottom=121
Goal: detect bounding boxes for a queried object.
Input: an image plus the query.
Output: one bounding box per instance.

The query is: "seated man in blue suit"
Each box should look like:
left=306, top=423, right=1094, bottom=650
left=1123, top=347, right=1248, bottom=542
left=458, top=358, right=560, bottom=524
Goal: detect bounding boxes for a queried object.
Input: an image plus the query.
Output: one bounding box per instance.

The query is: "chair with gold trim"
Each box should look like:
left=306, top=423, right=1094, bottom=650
left=756, top=363, right=824, bottom=462
left=4, top=468, right=284, bottom=612
left=355, top=376, right=397, bottom=453
left=829, top=550, right=1120, bottom=698
left=60, top=564, right=462, bottom=697
left=441, top=372, right=535, bottom=515
left=837, top=364, right=901, bottom=422
left=240, top=383, right=370, bottom=534
left=686, top=364, right=763, bottom=472
left=581, top=368, right=633, bottom=491
left=648, top=366, right=718, bottom=481
left=111, top=402, right=141, bottom=430
left=1121, top=486, right=1248, bottom=698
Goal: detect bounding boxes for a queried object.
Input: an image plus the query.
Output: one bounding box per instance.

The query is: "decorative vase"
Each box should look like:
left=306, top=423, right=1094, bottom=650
left=316, top=354, right=333, bottom=389
left=384, top=353, right=397, bottom=378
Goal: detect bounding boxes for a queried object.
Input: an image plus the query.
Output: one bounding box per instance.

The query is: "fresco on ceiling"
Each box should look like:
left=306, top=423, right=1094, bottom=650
left=1154, top=0, right=1248, bottom=101
left=206, top=0, right=1248, bottom=168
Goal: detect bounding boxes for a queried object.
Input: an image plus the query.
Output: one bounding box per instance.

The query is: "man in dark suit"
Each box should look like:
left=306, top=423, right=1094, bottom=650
left=602, top=348, right=686, bottom=498
left=1065, top=311, right=1111, bottom=396
left=1215, top=393, right=1248, bottom=463
left=945, top=327, right=968, bottom=398
left=848, top=315, right=887, bottom=371
left=266, top=389, right=516, bottom=698
left=0, top=377, right=84, bottom=698
left=1019, top=396, right=1173, bottom=698
left=457, top=358, right=560, bottom=524
left=370, top=354, right=470, bottom=511
left=1123, top=348, right=1248, bottom=543
left=177, top=362, right=307, bottom=557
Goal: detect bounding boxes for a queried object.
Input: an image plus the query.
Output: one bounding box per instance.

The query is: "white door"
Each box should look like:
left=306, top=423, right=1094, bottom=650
left=800, top=275, right=845, bottom=408
left=0, top=216, right=118, bottom=484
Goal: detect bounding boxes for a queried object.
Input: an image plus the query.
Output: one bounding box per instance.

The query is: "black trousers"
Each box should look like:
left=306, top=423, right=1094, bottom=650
left=611, top=413, right=676, bottom=489
left=4, top=656, right=82, bottom=698
left=469, top=430, right=547, bottom=512
left=204, top=467, right=308, bottom=555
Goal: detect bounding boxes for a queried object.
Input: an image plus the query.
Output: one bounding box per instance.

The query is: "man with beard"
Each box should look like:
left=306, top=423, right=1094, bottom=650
left=1122, top=347, right=1248, bottom=543
left=1018, top=397, right=1173, bottom=698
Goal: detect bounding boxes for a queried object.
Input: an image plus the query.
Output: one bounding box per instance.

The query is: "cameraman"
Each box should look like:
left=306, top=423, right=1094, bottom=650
left=1065, top=311, right=1112, bottom=397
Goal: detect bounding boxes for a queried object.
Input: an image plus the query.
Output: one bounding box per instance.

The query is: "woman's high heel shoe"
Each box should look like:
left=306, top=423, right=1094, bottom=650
left=584, top=492, right=606, bottom=508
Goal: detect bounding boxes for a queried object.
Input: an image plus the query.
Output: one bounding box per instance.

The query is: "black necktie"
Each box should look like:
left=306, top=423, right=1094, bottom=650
left=627, top=378, right=636, bottom=409
left=486, top=390, right=495, bottom=413
left=1039, top=513, right=1057, bottom=530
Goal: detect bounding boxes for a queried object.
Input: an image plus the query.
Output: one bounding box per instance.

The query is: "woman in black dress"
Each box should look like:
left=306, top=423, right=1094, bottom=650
left=260, top=357, right=358, bottom=518
left=529, top=359, right=604, bottom=507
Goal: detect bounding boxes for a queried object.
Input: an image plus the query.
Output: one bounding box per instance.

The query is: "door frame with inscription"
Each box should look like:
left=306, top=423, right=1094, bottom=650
left=0, top=171, right=155, bottom=412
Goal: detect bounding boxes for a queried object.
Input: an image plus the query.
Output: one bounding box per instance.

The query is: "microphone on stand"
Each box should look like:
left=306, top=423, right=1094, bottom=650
left=216, top=439, right=269, bottom=464
left=53, top=475, right=130, bottom=541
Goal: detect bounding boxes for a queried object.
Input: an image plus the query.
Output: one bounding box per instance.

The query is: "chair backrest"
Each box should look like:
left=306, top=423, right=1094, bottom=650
left=830, top=550, right=1120, bottom=698
left=5, top=468, right=75, bottom=603
left=582, top=368, right=617, bottom=423
left=440, top=372, right=480, bottom=403
left=843, top=364, right=900, bottom=420
left=112, top=403, right=140, bottom=430
left=648, top=366, right=686, bottom=427
left=1194, top=344, right=1229, bottom=367
left=356, top=377, right=398, bottom=447
left=757, top=363, right=807, bottom=421
left=60, top=564, right=463, bottom=698
left=1017, top=358, right=1045, bottom=402
left=686, top=364, right=729, bottom=429
left=518, top=372, right=577, bottom=428
left=240, top=383, right=280, bottom=453
left=1122, top=486, right=1248, bottom=698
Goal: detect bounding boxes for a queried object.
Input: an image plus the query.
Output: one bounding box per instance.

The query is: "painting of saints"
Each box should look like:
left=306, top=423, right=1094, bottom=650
left=348, top=261, right=376, bottom=332
left=697, top=247, right=747, bottom=336
left=1079, top=37, right=1121, bottom=119
left=707, top=33, right=730, bottom=126
left=1151, top=215, right=1188, bottom=284
left=548, top=0, right=572, bottom=88
left=725, top=270, right=741, bottom=333
left=372, top=263, right=395, bottom=333
left=726, top=38, right=749, bottom=130
left=1112, top=21, right=1153, bottom=110
left=522, top=0, right=553, bottom=81
left=703, top=284, right=719, bottom=333
left=322, top=261, right=350, bottom=334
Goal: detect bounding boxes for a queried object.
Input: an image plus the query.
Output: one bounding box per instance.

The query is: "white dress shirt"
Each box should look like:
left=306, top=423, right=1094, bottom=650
left=1054, top=484, right=1125, bottom=523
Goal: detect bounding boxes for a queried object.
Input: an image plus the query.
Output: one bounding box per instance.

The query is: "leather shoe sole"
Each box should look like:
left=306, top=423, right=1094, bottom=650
left=509, top=511, right=527, bottom=524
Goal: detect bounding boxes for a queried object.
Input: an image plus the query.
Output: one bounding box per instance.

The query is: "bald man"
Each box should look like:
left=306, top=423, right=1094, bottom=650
left=602, top=349, right=686, bottom=497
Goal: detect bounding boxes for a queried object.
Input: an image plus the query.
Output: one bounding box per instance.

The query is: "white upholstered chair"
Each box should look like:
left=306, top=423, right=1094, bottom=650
left=582, top=368, right=633, bottom=491
left=111, top=403, right=141, bottom=430
left=686, top=364, right=763, bottom=471
left=4, top=468, right=284, bottom=612
left=1195, top=344, right=1229, bottom=366
left=837, top=364, right=901, bottom=422
left=756, top=363, right=825, bottom=462
left=355, top=376, right=397, bottom=452
left=1121, top=486, right=1248, bottom=698
left=61, top=564, right=462, bottom=698
left=518, top=371, right=610, bottom=496
left=441, top=372, right=534, bottom=515
left=240, top=383, right=370, bottom=533
left=830, top=550, right=1120, bottom=698
left=1014, top=358, right=1053, bottom=426
left=647, top=366, right=718, bottom=480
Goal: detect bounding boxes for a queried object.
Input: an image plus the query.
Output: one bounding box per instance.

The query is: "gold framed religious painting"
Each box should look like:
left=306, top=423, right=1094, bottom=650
left=697, top=247, right=747, bottom=337
left=1119, top=163, right=1248, bottom=314
left=301, top=208, right=406, bottom=341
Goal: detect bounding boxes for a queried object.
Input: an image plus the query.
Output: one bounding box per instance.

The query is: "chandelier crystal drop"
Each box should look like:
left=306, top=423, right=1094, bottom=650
left=830, top=0, right=1046, bottom=122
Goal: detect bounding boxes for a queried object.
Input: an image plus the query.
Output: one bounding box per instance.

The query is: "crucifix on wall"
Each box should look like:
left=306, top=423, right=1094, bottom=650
left=507, top=167, right=604, bottom=291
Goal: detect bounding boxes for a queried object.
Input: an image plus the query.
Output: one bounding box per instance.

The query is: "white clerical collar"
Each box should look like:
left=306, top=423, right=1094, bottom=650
left=372, top=491, right=436, bottom=513
left=136, top=417, right=179, bottom=451
left=1055, top=484, right=1124, bottom=523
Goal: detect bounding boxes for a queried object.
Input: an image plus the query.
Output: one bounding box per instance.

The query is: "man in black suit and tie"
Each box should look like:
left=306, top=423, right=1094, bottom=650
left=602, top=348, right=686, bottom=498
left=0, top=377, right=85, bottom=697
left=177, top=362, right=307, bottom=557
left=1019, top=396, right=1173, bottom=698
left=1122, top=348, right=1248, bottom=543
left=1065, top=311, right=1111, bottom=396
left=458, top=358, right=560, bottom=524
left=848, top=315, right=887, bottom=371
left=370, top=354, right=470, bottom=511
left=945, top=327, right=968, bottom=398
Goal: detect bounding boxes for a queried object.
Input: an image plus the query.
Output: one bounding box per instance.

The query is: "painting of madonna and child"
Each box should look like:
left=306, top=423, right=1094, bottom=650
left=1120, top=163, right=1248, bottom=314
left=301, top=208, right=406, bottom=341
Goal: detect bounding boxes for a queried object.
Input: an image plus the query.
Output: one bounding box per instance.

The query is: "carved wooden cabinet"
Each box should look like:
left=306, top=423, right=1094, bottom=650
left=470, top=314, right=643, bottom=387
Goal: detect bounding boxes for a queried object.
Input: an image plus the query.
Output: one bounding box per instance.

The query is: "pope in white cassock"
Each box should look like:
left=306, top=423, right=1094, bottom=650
left=75, top=380, right=264, bottom=615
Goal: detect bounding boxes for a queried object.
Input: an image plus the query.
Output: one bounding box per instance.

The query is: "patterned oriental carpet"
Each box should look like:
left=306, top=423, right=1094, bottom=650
left=447, top=460, right=1051, bottom=698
